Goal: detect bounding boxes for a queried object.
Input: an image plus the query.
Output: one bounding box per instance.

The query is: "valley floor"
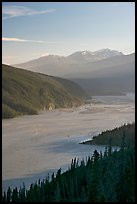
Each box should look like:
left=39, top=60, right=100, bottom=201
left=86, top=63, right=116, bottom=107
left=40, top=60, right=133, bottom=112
left=2, top=94, right=135, bottom=190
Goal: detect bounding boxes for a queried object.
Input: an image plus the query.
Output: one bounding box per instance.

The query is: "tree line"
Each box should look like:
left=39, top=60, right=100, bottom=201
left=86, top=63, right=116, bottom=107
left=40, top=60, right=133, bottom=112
left=2, top=125, right=135, bottom=202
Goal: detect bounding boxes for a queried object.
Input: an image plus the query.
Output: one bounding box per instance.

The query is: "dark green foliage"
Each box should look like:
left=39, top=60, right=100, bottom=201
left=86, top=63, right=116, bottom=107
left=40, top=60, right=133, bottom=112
left=82, top=122, right=135, bottom=147
left=11, top=187, right=18, bottom=202
left=6, top=187, right=11, bottom=202
left=2, top=191, right=7, bottom=202
left=2, top=64, right=88, bottom=119
left=2, top=124, right=135, bottom=202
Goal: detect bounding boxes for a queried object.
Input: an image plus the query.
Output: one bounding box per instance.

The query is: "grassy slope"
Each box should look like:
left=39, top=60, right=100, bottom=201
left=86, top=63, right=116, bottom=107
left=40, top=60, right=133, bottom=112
left=81, top=123, right=135, bottom=147
left=2, top=64, right=88, bottom=119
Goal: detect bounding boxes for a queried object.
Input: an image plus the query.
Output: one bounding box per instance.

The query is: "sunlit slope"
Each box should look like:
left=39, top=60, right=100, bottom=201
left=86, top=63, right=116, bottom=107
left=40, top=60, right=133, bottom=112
left=2, top=64, right=88, bottom=119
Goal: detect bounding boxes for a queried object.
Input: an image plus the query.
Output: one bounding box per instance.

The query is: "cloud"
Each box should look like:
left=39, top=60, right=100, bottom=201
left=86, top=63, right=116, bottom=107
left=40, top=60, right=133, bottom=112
left=3, top=37, right=27, bottom=42
left=2, top=5, right=56, bottom=20
left=2, top=37, right=56, bottom=44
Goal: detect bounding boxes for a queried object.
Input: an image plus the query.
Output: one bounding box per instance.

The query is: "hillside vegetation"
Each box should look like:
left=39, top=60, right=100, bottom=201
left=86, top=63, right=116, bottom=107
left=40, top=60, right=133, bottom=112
left=2, top=123, right=135, bottom=202
left=2, top=64, right=88, bottom=119
left=81, top=122, right=135, bottom=147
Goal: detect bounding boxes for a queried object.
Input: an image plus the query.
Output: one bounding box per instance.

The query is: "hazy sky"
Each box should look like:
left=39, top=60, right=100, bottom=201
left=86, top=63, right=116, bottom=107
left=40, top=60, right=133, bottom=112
left=2, top=2, right=135, bottom=65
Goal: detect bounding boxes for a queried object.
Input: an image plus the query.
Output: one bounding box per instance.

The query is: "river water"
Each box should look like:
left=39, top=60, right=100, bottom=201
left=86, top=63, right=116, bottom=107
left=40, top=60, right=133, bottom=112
left=2, top=93, right=135, bottom=191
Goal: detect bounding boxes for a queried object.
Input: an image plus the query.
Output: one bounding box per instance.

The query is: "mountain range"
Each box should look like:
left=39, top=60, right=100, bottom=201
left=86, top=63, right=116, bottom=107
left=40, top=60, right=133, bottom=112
left=14, top=49, right=124, bottom=76
left=14, top=48, right=135, bottom=95
left=67, top=49, right=123, bottom=63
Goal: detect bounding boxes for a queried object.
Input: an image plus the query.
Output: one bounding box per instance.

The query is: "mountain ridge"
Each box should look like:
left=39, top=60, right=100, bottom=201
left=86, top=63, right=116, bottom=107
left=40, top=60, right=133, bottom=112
left=14, top=48, right=124, bottom=68
left=2, top=64, right=88, bottom=119
left=12, top=49, right=135, bottom=95
left=67, top=48, right=123, bottom=62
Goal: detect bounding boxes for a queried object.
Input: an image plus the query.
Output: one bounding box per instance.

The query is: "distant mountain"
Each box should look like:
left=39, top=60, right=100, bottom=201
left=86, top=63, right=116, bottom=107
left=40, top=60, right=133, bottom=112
left=71, top=53, right=135, bottom=95
left=14, top=55, right=68, bottom=77
left=13, top=49, right=135, bottom=95
left=14, top=48, right=124, bottom=76
left=2, top=64, right=88, bottom=119
left=67, top=49, right=123, bottom=63
left=64, top=53, right=135, bottom=78
left=93, top=48, right=123, bottom=58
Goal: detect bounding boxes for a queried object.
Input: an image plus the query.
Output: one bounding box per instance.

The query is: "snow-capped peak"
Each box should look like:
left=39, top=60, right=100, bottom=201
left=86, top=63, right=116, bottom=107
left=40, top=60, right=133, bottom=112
left=93, top=48, right=123, bottom=56
left=82, top=51, right=86, bottom=55
left=67, top=49, right=123, bottom=63
left=81, top=50, right=93, bottom=55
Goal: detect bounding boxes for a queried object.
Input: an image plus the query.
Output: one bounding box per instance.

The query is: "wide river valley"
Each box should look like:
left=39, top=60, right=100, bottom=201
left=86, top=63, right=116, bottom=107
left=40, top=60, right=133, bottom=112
left=2, top=93, right=135, bottom=191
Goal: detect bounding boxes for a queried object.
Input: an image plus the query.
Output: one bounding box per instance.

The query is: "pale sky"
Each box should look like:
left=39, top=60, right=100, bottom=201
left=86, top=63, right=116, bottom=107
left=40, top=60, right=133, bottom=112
left=2, top=2, right=135, bottom=65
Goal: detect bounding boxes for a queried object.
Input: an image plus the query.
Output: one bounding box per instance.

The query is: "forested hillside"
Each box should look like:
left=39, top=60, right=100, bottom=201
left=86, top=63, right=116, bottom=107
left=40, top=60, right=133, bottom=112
left=81, top=122, right=135, bottom=147
left=2, top=64, right=88, bottom=119
left=2, top=123, right=135, bottom=202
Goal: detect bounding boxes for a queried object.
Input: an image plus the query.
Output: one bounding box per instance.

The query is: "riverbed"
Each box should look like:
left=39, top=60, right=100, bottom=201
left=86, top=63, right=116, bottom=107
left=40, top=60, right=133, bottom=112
left=2, top=93, right=135, bottom=191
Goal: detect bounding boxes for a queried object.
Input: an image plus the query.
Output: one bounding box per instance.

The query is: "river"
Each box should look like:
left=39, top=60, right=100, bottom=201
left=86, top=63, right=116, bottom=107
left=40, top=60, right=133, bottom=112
left=2, top=93, right=135, bottom=191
